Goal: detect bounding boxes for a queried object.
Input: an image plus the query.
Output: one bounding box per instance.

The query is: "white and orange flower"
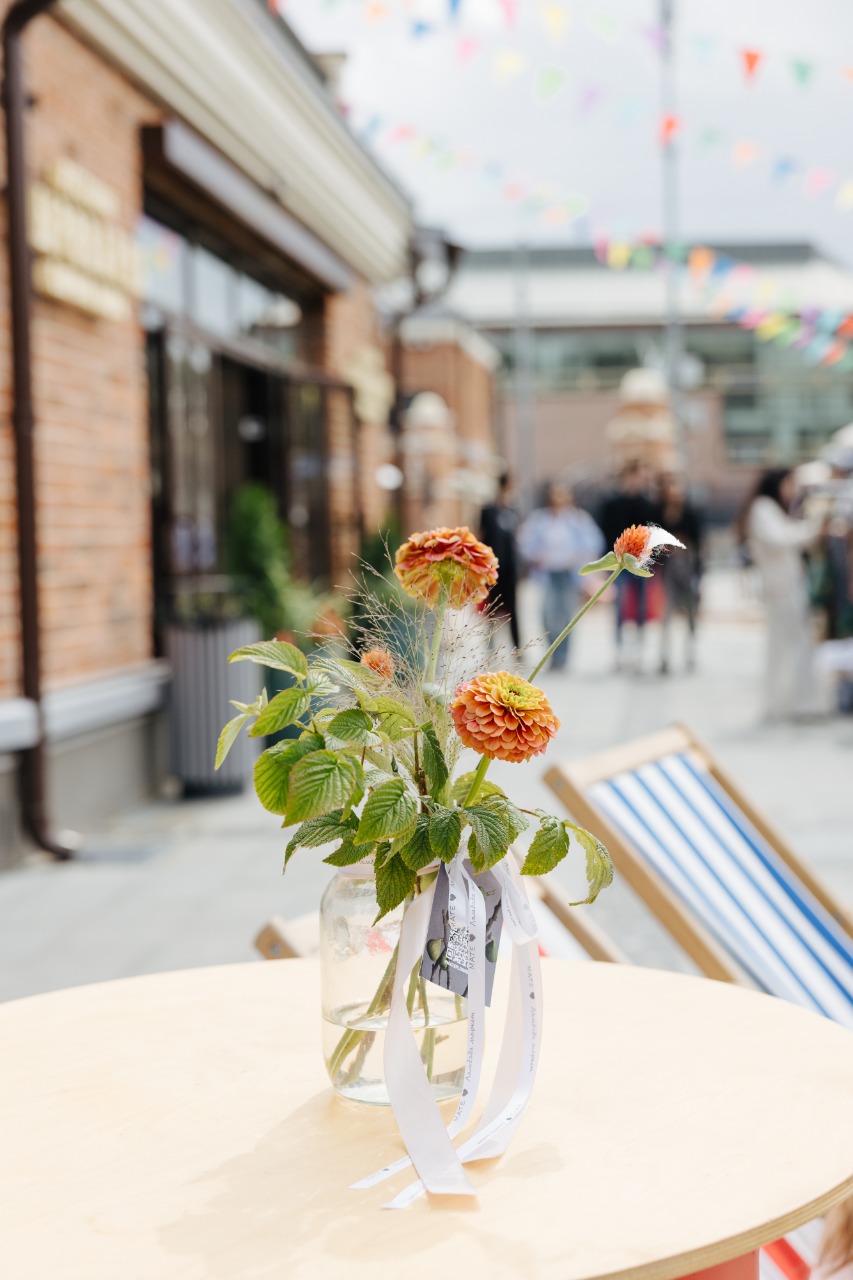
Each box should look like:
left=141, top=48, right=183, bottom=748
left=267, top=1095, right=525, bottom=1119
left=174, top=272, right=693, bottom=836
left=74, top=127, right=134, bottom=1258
left=580, top=524, right=685, bottom=578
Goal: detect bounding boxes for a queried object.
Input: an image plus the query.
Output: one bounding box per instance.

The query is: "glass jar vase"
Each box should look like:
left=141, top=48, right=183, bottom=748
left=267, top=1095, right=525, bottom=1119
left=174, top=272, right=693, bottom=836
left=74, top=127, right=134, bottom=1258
left=320, top=863, right=468, bottom=1106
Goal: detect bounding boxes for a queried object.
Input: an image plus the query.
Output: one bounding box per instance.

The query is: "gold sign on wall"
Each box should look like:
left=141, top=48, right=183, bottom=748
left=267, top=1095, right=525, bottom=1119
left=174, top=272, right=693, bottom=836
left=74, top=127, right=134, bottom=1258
left=29, top=159, right=142, bottom=321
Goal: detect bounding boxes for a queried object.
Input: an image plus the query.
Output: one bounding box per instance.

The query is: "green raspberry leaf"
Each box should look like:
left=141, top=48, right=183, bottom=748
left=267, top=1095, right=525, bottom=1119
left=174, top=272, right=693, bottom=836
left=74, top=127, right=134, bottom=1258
left=215, top=711, right=252, bottom=770
left=481, top=793, right=529, bottom=843
left=323, top=839, right=370, bottom=868
left=285, top=750, right=359, bottom=824
left=420, top=723, right=450, bottom=801
left=326, top=708, right=382, bottom=747
left=229, top=639, right=308, bottom=677
left=355, top=778, right=417, bottom=844
left=465, top=803, right=511, bottom=870
left=565, top=822, right=615, bottom=904
left=250, top=686, right=312, bottom=737
left=284, top=809, right=357, bottom=861
left=397, top=814, right=435, bottom=871
left=429, top=805, right=462, bottom=862
left=254, top=733, right=325, bottom=816
left=374, top=853, right=417, bottom=921
left=521, top=815, right=570, bottom=875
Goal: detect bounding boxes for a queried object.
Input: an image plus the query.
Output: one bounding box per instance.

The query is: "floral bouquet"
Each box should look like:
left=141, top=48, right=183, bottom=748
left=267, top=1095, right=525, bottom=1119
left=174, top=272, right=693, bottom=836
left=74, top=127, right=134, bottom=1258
left=217, top=521, right=682, bottom=1205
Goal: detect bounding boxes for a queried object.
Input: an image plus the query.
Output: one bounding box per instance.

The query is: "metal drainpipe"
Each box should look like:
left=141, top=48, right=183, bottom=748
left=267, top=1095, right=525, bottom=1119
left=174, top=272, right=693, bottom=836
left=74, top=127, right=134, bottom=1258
left=3, top=0, right=75, bottom=858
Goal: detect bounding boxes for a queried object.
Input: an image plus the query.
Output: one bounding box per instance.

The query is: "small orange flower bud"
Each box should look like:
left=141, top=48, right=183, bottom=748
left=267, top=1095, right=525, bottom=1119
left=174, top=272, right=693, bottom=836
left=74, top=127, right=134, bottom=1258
left=360, top=647, right=395, bottom=682
left=450, top=672, right=559, bottom=764
left=394, top=526, right=498, bottom=609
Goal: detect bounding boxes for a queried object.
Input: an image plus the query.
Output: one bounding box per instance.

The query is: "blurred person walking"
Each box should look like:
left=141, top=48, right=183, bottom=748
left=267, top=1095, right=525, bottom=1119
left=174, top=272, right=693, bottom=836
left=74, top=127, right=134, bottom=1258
left=655, top=472, right=704, bottom=675
left=518, top=481, right=603, bottom=672
left=746, top=467, right=822, bottom=722
left=598, top=460, right=658, bottom=669
left=480, top=472, right=521, bottom=649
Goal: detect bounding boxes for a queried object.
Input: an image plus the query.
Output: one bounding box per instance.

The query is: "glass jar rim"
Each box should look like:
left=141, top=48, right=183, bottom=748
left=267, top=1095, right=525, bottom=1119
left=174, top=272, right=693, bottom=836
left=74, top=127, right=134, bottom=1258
left=332, top=857, right=441, bottom=879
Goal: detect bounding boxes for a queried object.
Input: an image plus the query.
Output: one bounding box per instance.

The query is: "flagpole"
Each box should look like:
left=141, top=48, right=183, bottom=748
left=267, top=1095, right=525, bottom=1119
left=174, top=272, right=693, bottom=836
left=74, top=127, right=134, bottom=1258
left=660, top=0, right=683, bottom=431
left=512, top=240, right=536, bottom=513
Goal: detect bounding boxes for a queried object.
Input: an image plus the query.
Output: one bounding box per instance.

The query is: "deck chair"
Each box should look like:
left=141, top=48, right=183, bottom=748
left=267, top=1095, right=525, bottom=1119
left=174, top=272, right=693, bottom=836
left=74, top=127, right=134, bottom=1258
left=254, top=859, right=628, bottom=964
left=546, top=723, right=853, bottom=1029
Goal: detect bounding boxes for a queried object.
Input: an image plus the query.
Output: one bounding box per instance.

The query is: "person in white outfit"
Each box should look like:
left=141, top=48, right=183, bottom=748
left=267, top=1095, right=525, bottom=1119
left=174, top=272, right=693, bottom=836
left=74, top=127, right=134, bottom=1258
left=746, top=467, right=822, bottom=722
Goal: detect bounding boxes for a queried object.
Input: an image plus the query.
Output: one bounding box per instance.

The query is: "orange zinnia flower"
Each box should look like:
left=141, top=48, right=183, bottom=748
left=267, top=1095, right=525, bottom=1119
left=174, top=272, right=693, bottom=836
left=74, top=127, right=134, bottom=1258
left=360, top=647, right=395, bottom=682
left=450, top=672, right=559, bottom=764
left=394, top=526, right=498, bottom=609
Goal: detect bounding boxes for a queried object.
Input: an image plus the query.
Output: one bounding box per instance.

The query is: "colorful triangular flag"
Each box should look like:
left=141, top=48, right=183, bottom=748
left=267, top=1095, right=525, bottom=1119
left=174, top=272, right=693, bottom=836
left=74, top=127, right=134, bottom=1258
left=733, top=140, right=759, bottom=167
left=741, top=49, right=763, bottom=82
left=448, top=0, right=463, bottom=19
left=586, top=11, right=621, bottom=42
left=493, top=49, right=528, bottom=84
left=457, top=35, right=480, bottom=63
left=804, top=167, right=835, bottom=198
left=791, top=58, right=814, bottom=87
left=659, top=113, right=681, bottom=147
left=772, top=156, right=798, bottom=182
left=411, top=20, right=433, bottom=37
left=836, top=180, right=853, bottom=211
left=538, top=3, right=569, bottom=44
left=498, top=0, right=518, bottom=27
left=578, top=83, right=604, bottom=114
left=535, top=65, right=569, bottom=103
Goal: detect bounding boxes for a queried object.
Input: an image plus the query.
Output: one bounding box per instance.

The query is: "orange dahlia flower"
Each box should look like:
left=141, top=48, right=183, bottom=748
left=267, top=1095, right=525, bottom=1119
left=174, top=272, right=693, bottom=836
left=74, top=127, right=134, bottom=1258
left=360, top=647, right=395, bottom=682
left=450, top=672, right=559, bottom=764
left=394, top=526, right=498, bottom=609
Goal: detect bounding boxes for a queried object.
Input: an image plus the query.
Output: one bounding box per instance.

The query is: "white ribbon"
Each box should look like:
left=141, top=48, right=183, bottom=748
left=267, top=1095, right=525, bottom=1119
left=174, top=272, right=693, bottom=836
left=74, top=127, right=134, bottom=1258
left=352, top=853, right=542, bottom=1208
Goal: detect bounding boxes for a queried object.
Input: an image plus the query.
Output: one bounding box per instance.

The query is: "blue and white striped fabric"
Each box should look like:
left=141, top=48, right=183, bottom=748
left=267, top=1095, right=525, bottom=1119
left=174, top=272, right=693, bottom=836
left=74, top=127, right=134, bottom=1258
left=589, top=752, right=853, bottom=1028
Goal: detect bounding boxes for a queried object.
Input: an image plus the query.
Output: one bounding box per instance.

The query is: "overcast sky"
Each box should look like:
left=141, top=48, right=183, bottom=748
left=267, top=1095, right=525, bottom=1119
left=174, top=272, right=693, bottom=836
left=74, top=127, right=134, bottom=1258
left=282, top=0, right=853, bottom=265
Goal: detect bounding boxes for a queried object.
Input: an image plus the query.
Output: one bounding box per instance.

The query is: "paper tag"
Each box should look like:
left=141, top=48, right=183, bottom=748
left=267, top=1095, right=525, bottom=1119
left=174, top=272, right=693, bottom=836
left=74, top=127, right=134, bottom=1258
left=419, top=862, right=502, bottom=1005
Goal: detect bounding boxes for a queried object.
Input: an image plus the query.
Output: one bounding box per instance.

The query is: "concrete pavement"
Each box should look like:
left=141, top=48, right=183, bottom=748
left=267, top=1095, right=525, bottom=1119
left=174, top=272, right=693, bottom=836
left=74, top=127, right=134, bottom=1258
left=1, top=569, right=850, bottom=1001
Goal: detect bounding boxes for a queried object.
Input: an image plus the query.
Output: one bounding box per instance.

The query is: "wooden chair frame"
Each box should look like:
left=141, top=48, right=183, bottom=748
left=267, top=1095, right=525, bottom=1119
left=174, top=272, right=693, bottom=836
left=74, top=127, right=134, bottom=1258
left=545, top=722, right=853, bottom=986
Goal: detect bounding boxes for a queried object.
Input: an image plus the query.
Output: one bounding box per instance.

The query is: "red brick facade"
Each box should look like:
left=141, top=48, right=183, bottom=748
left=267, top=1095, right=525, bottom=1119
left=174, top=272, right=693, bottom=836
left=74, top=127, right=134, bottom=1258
left=0, top=9, right=160, bottom=697
left=0, top=11, right=400, bottom=699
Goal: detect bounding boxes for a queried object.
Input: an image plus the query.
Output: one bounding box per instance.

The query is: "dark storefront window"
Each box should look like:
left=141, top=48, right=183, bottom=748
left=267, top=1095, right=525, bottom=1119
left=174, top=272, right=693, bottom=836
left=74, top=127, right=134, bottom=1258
left=141, top=211, right=336, bottom=639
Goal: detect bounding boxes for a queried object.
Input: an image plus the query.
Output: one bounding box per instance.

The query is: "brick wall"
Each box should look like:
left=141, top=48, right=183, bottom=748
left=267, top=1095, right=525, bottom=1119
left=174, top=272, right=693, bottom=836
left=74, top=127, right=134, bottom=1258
left=325, top=281, right=395, bottom=548
left=0, top=9, right=160, bottom=697
left=400, top=338, right=498, bottom=529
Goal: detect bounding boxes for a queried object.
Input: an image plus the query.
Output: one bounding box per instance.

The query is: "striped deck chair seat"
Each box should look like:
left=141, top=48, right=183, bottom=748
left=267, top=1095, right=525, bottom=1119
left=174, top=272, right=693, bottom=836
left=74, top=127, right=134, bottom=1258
left=547, top=725, right=853, bottom=1030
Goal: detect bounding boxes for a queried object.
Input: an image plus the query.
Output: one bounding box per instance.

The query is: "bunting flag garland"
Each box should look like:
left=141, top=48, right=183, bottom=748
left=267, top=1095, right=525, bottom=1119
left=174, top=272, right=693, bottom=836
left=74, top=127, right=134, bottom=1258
left=448, top=0, right=462, bottom=18
left=594, top=236, right=853, bottom=369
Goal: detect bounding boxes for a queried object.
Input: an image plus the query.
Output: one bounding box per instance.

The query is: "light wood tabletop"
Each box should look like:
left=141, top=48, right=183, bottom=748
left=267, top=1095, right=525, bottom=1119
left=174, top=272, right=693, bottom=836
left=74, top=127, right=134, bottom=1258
left=1, top=960, right=852, bottom=1280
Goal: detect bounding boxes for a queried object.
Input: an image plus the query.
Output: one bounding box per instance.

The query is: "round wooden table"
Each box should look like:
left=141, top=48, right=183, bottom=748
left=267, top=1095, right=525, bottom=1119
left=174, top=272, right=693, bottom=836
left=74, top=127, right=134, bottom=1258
left=1, top=960, right=852, bottom=1280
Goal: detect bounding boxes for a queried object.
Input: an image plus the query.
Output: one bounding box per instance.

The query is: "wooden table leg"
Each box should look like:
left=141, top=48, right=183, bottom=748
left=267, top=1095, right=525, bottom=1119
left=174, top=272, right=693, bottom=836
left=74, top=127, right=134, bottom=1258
left=679, top=1251, right=759, bottom=1280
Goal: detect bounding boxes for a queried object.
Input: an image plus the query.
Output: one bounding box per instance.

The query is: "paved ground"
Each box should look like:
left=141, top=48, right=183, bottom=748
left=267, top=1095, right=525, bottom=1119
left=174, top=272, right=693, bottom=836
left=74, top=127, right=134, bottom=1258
left=1, top=569, right=850, bottom=1001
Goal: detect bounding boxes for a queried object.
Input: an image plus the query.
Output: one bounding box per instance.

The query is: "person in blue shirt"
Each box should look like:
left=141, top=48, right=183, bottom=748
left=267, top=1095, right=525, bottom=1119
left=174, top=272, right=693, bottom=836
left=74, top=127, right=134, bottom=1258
left=518, top=481, right=604, bottom=672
